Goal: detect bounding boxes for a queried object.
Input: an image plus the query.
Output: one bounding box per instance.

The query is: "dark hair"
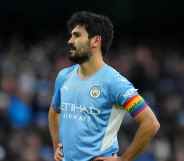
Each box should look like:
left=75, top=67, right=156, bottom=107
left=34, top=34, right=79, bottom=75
left=67, top=11, right=114, bottom=55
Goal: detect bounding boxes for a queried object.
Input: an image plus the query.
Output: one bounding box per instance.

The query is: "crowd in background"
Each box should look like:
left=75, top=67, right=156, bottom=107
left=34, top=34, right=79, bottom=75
left=0, top=34, right=183, bottom=161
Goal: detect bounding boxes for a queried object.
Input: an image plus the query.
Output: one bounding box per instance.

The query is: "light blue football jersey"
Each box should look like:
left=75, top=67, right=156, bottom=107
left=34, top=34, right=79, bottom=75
left=51, top=64, right=138, bottom=161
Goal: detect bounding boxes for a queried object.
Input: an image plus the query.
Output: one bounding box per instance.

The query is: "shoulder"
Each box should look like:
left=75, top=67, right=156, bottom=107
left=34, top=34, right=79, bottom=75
left=104, top=64, right=129, bottom=83
left=55, top=64, right=78, bottom=86
left=56, top=64, right=77, bottom=79
left=104, top=64, right=135, bottom=94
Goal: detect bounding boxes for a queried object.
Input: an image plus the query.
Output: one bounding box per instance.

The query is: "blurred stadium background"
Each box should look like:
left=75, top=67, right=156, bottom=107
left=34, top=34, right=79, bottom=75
left=0, top=0, right=184, bottom=161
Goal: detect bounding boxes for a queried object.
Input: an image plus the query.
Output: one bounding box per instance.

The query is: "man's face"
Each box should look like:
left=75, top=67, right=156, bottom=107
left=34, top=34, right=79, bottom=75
left=68, top=25, right=91, bottom=64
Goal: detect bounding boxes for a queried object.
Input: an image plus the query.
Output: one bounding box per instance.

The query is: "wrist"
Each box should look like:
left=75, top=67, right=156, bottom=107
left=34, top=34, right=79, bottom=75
left=120, top=154, right=132, bottom=161
left=121, top=158, right=131, bottom=161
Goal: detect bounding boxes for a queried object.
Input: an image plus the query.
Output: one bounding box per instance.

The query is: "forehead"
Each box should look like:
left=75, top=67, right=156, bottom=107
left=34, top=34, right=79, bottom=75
left=71, top=25, right=88, bottom=35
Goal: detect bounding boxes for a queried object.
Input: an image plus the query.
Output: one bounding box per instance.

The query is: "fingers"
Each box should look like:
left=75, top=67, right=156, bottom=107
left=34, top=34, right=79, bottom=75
left=55, top=153, right=63, bottom=161
left=93, top=156, right=119, bottom=161
left=58, top=143, right=63, bottom=149
left=93, top=157, right=106, bottom=161
left=54, top=150, right=63, bottom=161
left=54, top=144, right=63, bottom=161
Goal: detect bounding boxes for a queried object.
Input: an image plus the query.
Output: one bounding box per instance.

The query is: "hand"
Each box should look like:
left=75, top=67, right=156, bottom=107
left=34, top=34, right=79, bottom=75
left=93, top=156, right=124, bottom=161
left=54, top=144, right=63, bottom=161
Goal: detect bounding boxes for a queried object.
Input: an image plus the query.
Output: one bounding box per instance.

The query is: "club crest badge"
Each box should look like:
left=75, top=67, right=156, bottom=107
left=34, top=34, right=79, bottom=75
left=90, top=86, right=101, bottom=98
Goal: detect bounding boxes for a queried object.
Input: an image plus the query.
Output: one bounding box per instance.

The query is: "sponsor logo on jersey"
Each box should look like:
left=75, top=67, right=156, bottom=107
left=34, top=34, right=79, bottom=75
left=60, top=102, right=101, bottom=121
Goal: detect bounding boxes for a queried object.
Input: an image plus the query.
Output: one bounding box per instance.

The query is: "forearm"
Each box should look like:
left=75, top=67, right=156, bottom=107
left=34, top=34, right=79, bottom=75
left=121, top=118, right=160, bottom=161
left=48, top=107, right=60, bottom=151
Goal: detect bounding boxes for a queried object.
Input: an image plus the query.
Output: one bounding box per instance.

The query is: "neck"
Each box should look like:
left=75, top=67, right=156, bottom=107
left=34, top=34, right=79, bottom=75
left=78, top=52, right=105, bottom=78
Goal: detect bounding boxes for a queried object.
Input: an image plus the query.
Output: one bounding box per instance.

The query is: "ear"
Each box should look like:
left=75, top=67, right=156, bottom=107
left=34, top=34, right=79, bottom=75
left=90, top=35, right=101, bottom=48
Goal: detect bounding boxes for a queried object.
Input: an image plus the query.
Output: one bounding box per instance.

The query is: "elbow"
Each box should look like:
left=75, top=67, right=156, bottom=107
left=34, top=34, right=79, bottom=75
left=150, top=118, right=160, bottom=136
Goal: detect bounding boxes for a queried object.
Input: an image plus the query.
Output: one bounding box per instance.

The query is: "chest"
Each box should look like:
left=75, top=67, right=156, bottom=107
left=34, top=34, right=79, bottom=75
left=59, top=76, right=110, bottom=108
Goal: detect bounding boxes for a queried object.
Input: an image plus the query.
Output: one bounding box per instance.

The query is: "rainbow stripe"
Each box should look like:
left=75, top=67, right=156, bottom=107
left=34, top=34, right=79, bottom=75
left=123, top=95, right=147, bottom=117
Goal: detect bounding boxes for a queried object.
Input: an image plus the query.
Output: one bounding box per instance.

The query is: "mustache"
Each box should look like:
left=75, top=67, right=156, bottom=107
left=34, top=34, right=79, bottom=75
left=68, top=44, right=76, bottom=50
left=58, top=44, right=76, bottom=55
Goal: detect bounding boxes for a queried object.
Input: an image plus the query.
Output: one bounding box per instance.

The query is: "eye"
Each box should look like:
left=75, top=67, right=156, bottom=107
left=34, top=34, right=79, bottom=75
left=73, top=32, right=81, bottom=38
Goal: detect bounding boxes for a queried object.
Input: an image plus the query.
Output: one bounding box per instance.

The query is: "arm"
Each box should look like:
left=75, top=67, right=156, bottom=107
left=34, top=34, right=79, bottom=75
left=48, top=107, right=60, bottom=151
left=49, top=68, right=70, bottom=161
left=120, top=106, right=160, bottom=161
left=94, top=107, right=160, bottom=161
left=95, top=73, right=160, bottom=161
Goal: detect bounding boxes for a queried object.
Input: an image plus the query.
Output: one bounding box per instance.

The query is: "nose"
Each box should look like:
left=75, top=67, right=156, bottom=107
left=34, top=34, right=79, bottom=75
left=68, top=37, right=73, bottom=45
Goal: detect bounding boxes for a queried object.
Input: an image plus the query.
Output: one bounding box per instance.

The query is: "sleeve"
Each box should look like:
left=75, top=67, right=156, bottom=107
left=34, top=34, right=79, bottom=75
left=110, top=72, right=147, bottom=117
left=50, top=71, right=63, bottom=113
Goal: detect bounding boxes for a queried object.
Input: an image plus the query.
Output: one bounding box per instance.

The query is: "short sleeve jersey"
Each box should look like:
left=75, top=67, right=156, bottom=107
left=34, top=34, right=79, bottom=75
left=51, top=64, right=147, bottom=161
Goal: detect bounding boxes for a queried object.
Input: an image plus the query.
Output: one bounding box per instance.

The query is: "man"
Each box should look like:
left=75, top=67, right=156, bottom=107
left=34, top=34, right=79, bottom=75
left=48, top=11, right=160, bottom=161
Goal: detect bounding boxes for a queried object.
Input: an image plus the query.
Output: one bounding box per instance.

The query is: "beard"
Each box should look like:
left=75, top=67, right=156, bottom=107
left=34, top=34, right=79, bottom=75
left=68, top=43, right=91, bottom=64
left=69, top=52, right=90, bottom=64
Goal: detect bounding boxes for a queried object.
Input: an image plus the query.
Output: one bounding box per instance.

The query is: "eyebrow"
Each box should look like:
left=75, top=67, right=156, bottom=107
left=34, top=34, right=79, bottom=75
left=71, top=31, right=81, bottom=37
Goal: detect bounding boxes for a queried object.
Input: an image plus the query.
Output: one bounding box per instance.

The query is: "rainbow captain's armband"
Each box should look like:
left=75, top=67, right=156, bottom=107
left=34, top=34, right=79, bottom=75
left=123, top=95, right=147, bottom=117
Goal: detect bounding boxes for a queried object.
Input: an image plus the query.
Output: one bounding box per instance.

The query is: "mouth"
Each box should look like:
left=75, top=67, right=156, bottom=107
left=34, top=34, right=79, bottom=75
left=69, top=49, right=76, bottom=54
left=68, top=45, right=76, bottom=53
